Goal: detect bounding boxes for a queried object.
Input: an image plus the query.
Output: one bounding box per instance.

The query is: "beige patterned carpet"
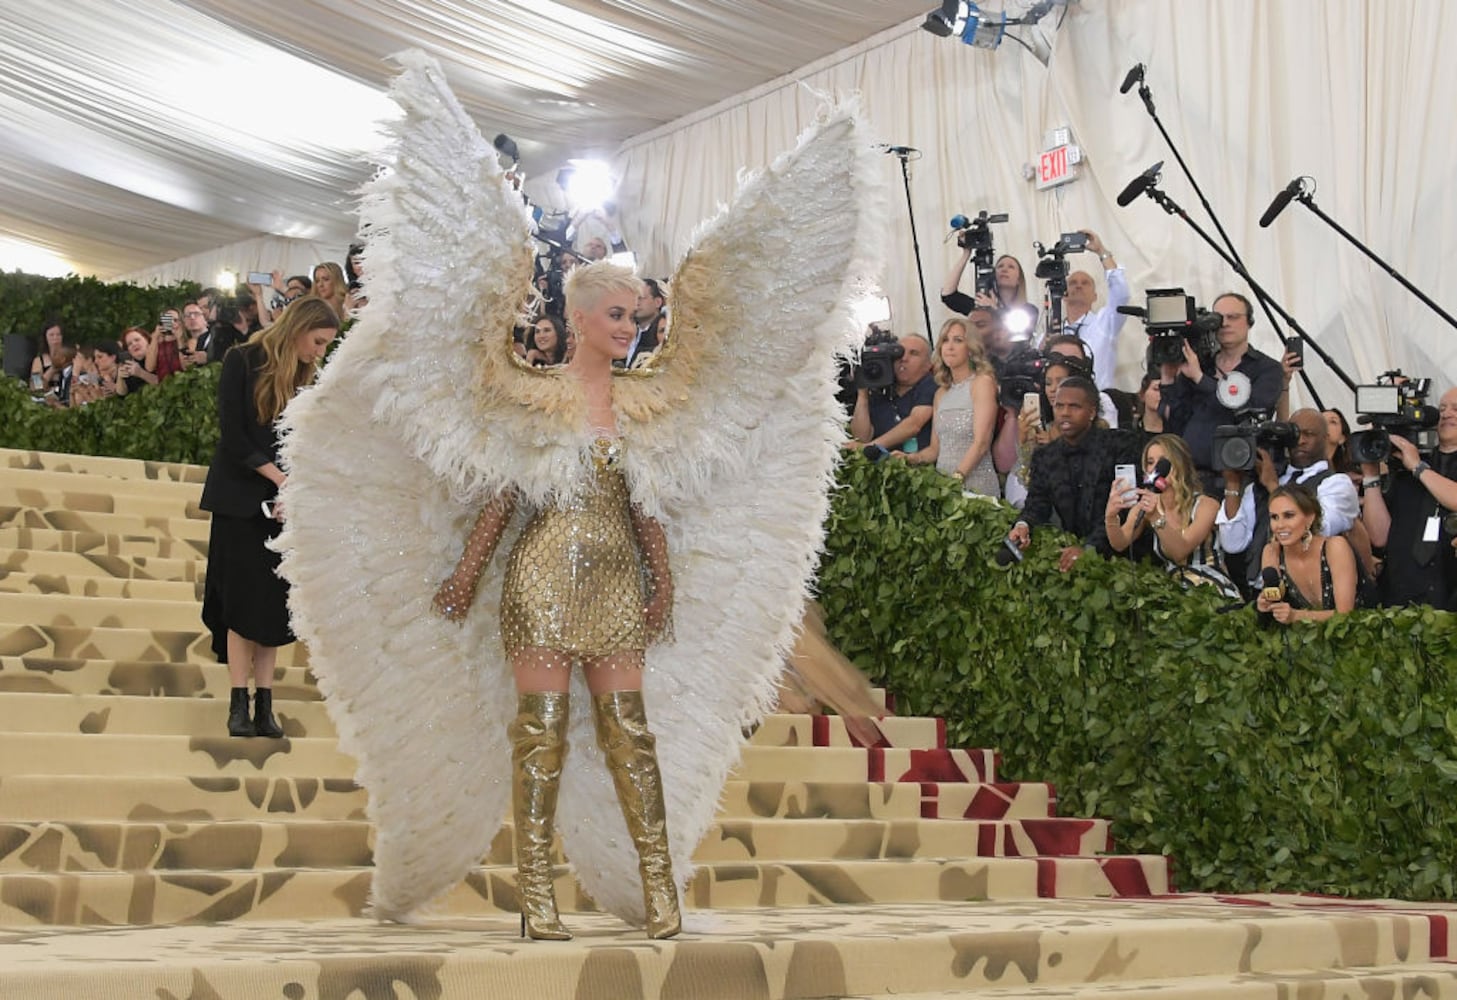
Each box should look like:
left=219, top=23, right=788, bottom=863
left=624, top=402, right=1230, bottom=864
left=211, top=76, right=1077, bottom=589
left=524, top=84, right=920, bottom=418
left=2, top=447, right=1455, bottom=998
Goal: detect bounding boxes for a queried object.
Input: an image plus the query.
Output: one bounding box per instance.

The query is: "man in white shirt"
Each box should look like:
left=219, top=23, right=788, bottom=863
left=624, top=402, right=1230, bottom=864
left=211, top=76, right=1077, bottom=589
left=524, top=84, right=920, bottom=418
left=1052, top=229, right=1129, bottom=391
left=1216, top=408, right=1360, bottom=587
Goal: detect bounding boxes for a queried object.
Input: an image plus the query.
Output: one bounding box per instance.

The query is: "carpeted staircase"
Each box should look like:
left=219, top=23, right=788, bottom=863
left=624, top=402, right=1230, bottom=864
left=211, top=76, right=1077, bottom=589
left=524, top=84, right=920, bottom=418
left=2, top=446, right=1455, bottom=998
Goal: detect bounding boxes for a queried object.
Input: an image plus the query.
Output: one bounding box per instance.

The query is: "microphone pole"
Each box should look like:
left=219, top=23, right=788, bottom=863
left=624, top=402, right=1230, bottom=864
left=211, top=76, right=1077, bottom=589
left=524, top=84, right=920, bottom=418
left=1283, top=184, right=1457, bottom=334
left=1125, top=69, right=1323, bottom=405
left=1133, top=182, right=1356, bottom=393
left=885, top=146, right=935, bottom=347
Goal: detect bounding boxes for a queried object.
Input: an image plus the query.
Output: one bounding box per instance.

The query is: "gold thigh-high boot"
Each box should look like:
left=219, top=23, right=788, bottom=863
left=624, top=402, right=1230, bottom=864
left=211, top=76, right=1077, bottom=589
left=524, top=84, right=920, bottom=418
left=509, top=691, right=572, bottom=940
left=592, top=690, right=681, bottom=939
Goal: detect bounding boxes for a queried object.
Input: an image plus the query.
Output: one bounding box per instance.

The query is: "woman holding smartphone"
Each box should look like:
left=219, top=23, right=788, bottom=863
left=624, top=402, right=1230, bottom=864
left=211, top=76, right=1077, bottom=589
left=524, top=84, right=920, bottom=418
left=200, top=298, right=339, bottom=738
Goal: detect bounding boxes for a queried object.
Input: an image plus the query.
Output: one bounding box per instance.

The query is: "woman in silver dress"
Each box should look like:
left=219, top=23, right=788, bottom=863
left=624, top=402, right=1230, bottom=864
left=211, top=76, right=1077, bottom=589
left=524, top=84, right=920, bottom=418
left=896, top=316, right=1000, bottom=497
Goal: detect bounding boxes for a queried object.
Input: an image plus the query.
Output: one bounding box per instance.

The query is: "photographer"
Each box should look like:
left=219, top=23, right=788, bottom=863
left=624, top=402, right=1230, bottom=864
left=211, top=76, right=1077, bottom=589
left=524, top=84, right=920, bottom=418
left=1217, top=408, right=1360, bottom=592
left=1159, top=293, right=1283, bottom=482
left=1056, top=230, right=1129, bottom=391
left=845, top=334, right=936, bottom=455
left=942, top=248, right=1037, bottom=334
left=1359, top=387, right=1457, bottom=609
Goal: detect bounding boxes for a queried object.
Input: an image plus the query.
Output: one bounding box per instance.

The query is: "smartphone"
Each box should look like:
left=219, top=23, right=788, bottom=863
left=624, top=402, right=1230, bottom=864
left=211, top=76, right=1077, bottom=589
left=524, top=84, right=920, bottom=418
left=1114, top=463, right=1139, bottom=503
left=159, top=312, right=175, bottom=331
left=1021, top=391, right=1042, bottom=428
left=247, top=271, right=272, bottom=287
left=260, top=500, right=277, bottom=519
left=1060, top=231, right=1090, bottom=250
left=863, top=444, right=889, bottom=462
left=1284, top=336, right=1304, bottom=368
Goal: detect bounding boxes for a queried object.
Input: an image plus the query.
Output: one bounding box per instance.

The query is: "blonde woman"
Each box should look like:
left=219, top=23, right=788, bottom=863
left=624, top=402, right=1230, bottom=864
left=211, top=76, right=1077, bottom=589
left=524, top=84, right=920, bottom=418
left=200, top=298, right=340, bottom=739
left=311, top=261, right=350, bottom=319
left=432, top=262, right=680, bottom=940
left=895, top=317, right=999, bottom=496
left=1106, top=433, right=1223, bottom=573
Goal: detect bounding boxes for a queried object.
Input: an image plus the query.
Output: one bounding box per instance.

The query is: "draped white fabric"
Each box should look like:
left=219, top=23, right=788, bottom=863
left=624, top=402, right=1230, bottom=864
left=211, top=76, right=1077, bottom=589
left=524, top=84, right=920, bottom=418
left=616, top=0, right=1457, bottom=404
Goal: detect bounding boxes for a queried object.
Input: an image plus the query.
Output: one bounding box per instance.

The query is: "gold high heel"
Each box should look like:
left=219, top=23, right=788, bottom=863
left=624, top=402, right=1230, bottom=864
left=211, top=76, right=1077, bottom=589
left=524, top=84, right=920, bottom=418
left=509, top=691, right=572, bottom=940
left=592, top=690, right=682, bottom=939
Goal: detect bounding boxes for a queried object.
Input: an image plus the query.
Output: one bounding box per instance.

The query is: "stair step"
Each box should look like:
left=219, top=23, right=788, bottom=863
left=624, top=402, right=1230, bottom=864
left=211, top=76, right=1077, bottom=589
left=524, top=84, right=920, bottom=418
left=731, top=746, right=997, bottom=783
left=0, top=548, right=204, bottom=583
left=0, top=899, right=1450, bottom=1000
left=0, top=448, right=208, bottom=485
left=0, top=774, right=368, bottom=823
left=717, top=778, right=1056, bottom=820
left=0, top=657, right=318, bottom=699
left=0, top=526, right=206, bottom=560
left=0, top=692, right=332, bottom=737
left=0, top=591, right=210, bottom=631
left=753, top=713, right=943, bottom=749
left=0, top=734, right=358, bottom=779
left=0, top=571, right=202, bottom=602
left=0, top=624, right=305, bottom=666
left=0, top=855, right=1171, bottom=926
left=0, top=505, right=211, bottom=541
left=0, top=467, right=204, bottom=502
left=0, top=816, right=1111, bottom=875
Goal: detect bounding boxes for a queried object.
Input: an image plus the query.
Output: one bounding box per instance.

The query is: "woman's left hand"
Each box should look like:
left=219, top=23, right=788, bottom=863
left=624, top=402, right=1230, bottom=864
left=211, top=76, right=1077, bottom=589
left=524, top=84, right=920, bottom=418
left=1268, top=601, right=1295, bottom=624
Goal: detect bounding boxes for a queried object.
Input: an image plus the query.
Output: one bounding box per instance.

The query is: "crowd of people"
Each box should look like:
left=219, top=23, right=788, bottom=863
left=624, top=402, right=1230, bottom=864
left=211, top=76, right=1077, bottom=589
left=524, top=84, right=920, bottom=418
left=13, top=234, right=1454, bottom=622
left=846, top=232, right=1457, bottom=617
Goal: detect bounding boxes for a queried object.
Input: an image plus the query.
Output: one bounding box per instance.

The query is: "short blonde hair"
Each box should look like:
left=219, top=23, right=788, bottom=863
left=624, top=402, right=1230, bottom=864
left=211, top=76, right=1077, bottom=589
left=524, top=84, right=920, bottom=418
left=564, top=260, right=642, bottom=316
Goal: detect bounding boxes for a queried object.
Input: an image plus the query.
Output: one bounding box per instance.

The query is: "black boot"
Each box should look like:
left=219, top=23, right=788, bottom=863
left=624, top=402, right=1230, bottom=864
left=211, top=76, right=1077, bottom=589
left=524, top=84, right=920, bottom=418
left=252, top=688, right=284, bottom=738
left=227, top=687, right=254, bottom=737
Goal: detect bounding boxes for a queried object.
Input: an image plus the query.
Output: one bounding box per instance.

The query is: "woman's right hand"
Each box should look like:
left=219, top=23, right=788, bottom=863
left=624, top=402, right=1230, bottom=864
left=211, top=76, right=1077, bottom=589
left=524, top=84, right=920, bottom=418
left=431, top=573, right=475, bottom=623
left=1106, top=479, right=1136, bottom=517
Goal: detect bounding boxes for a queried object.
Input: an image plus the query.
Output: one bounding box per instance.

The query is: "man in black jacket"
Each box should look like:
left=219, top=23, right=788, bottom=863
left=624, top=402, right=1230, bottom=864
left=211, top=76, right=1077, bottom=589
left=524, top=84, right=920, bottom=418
left=1009, top=376, right=1143, bottom=572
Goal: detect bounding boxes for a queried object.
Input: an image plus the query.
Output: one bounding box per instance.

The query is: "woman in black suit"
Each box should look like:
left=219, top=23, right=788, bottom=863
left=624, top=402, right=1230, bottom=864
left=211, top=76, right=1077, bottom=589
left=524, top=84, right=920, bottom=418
left=200, top=297, right=340, bottom=737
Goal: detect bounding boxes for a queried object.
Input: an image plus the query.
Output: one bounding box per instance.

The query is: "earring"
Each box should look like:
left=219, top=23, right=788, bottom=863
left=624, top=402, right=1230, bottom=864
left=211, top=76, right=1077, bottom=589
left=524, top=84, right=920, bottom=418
left=1299, top=527, right=1313, bottom=551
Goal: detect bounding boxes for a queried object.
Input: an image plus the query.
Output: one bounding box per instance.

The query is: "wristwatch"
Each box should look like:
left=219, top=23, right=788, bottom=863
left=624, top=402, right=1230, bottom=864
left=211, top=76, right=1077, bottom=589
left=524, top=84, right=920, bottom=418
left=1098, top=251, right=1113, bottom=262
left=1412, top=461, right=1432, bottom=480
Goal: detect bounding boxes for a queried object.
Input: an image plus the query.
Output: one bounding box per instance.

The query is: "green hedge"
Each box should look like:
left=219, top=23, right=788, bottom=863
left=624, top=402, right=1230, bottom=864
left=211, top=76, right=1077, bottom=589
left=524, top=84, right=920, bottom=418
left=0, top=271, right=200, bottom=348
left=0, top=364, right=220, bottom=465
left=819, top=455, right=1457, bottom=901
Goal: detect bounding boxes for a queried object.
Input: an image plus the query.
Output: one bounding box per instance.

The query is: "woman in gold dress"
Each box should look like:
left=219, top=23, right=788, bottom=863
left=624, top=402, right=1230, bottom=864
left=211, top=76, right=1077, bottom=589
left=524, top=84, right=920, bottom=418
left=430, top=262, right=678, bottom=941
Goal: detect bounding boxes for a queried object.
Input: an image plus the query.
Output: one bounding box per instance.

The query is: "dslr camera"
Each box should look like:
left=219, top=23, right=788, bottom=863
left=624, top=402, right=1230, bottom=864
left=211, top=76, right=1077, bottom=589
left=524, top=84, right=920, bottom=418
left=1117, top=287, right=1222, bottom=368
left=852, top=326, right=905, bottom=392
left=1213, top=410, right=1300, bottom=472
left=949, top=210, right=1008, bottom=295
left=1350, top=372, right=1438, bottom=464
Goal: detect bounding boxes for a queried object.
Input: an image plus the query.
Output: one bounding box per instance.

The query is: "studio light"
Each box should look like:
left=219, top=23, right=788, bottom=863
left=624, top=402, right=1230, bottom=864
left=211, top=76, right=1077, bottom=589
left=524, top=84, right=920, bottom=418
left=920, top=0, right=1072, bottom=52
left=557, top=159, right=615, bottom=213
left=851, top=294, right=892, bottom=331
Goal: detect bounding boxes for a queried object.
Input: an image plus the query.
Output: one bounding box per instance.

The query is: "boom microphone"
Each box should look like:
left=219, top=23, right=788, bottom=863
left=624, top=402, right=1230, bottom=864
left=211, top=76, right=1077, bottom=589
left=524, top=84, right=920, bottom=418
left=1116, top=161, right=1164, bottom=207
left=879, top=144, right=920, bottom=155
left=1129, top=457, right=1172, bottom=532
left=492, top=133, right=520, bottom=162
left=1258, top=177, right=1304, bottom=228
left=1119, top=63, right=1145, bottom=95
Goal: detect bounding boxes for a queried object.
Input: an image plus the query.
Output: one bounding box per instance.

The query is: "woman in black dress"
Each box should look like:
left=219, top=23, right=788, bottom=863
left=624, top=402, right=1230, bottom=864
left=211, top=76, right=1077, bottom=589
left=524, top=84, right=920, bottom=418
left=201, top=297, right=339, bottom=736
left=1256, top=483, right=1358, bottom=624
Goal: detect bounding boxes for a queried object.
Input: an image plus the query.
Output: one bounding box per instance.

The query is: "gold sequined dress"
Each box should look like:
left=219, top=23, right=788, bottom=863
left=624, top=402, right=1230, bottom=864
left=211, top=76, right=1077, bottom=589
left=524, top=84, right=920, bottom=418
left=500, top=437, right=650, bottom=656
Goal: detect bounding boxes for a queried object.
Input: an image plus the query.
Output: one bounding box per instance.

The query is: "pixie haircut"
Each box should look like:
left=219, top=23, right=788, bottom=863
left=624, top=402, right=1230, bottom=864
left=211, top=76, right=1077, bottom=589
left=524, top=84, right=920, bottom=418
left=564, top=261, right=642, bottom=316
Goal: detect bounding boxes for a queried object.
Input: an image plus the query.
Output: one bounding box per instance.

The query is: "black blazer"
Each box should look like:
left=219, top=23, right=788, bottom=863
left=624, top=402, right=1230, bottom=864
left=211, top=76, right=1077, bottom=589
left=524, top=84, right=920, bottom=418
left=200, top=343, right=281, bottom=517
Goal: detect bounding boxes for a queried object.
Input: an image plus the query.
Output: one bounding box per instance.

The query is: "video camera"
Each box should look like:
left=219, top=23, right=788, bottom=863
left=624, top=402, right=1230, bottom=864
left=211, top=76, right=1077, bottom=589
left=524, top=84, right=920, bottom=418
left=852, top=326, right=905, bottom=392
left=1034, top=232, right=1090, bottom=337
left=1212, top=410, right=1300, bottom=472
left=1350, top=372, right=1438, bottom=464
left=949, top=211, right=1008, bottom=295
left=995, top=345, right=1053, bottom=410
left=1117, top=287, right=1222, bottom=368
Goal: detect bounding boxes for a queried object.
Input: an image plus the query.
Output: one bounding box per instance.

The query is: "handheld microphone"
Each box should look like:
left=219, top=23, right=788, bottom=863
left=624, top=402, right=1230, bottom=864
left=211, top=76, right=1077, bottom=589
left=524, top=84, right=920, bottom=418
left=1260, top=566, right=1285, bottom=604
left=1119, top=63, right=1145, bottom=95
left=1129, top=457, right=1172, bottom=532
left=1116, top=161, right=1164, bottom=207
left=1258, top=177, right=1304, bottom=228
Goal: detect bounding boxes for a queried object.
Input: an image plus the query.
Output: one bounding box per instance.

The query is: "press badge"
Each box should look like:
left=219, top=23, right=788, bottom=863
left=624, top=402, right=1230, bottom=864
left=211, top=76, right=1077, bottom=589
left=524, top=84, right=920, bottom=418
left=1424, top=516, right=1441, bottom=543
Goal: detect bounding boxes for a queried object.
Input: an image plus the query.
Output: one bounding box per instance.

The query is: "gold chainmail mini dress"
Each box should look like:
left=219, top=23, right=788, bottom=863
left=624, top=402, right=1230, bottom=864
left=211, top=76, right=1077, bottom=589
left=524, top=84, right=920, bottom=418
left=500, top=437, right=652, bottom=657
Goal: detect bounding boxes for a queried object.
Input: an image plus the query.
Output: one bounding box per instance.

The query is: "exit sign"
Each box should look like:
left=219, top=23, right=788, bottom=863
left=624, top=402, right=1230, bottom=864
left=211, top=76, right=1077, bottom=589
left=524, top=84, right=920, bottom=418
left=1036, top=143, right=1082, bottom=190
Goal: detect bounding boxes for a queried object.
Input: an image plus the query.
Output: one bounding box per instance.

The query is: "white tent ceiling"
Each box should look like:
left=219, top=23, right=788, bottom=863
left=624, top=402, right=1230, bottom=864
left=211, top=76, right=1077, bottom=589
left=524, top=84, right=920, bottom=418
left=0, top=0, right=930, bottom=279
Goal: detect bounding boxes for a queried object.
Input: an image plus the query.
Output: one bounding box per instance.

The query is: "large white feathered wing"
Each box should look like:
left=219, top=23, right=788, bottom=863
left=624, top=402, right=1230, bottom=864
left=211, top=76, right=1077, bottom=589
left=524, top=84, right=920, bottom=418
left=553, top=107, right=888, bottom=923
left=275, top=50, right=542, bottom=920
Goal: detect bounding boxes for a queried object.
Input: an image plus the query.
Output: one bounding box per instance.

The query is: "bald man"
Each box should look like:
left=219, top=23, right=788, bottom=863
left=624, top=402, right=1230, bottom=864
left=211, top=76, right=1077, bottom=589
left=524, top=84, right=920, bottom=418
left=1048, top=229, right=1129, bottom=391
